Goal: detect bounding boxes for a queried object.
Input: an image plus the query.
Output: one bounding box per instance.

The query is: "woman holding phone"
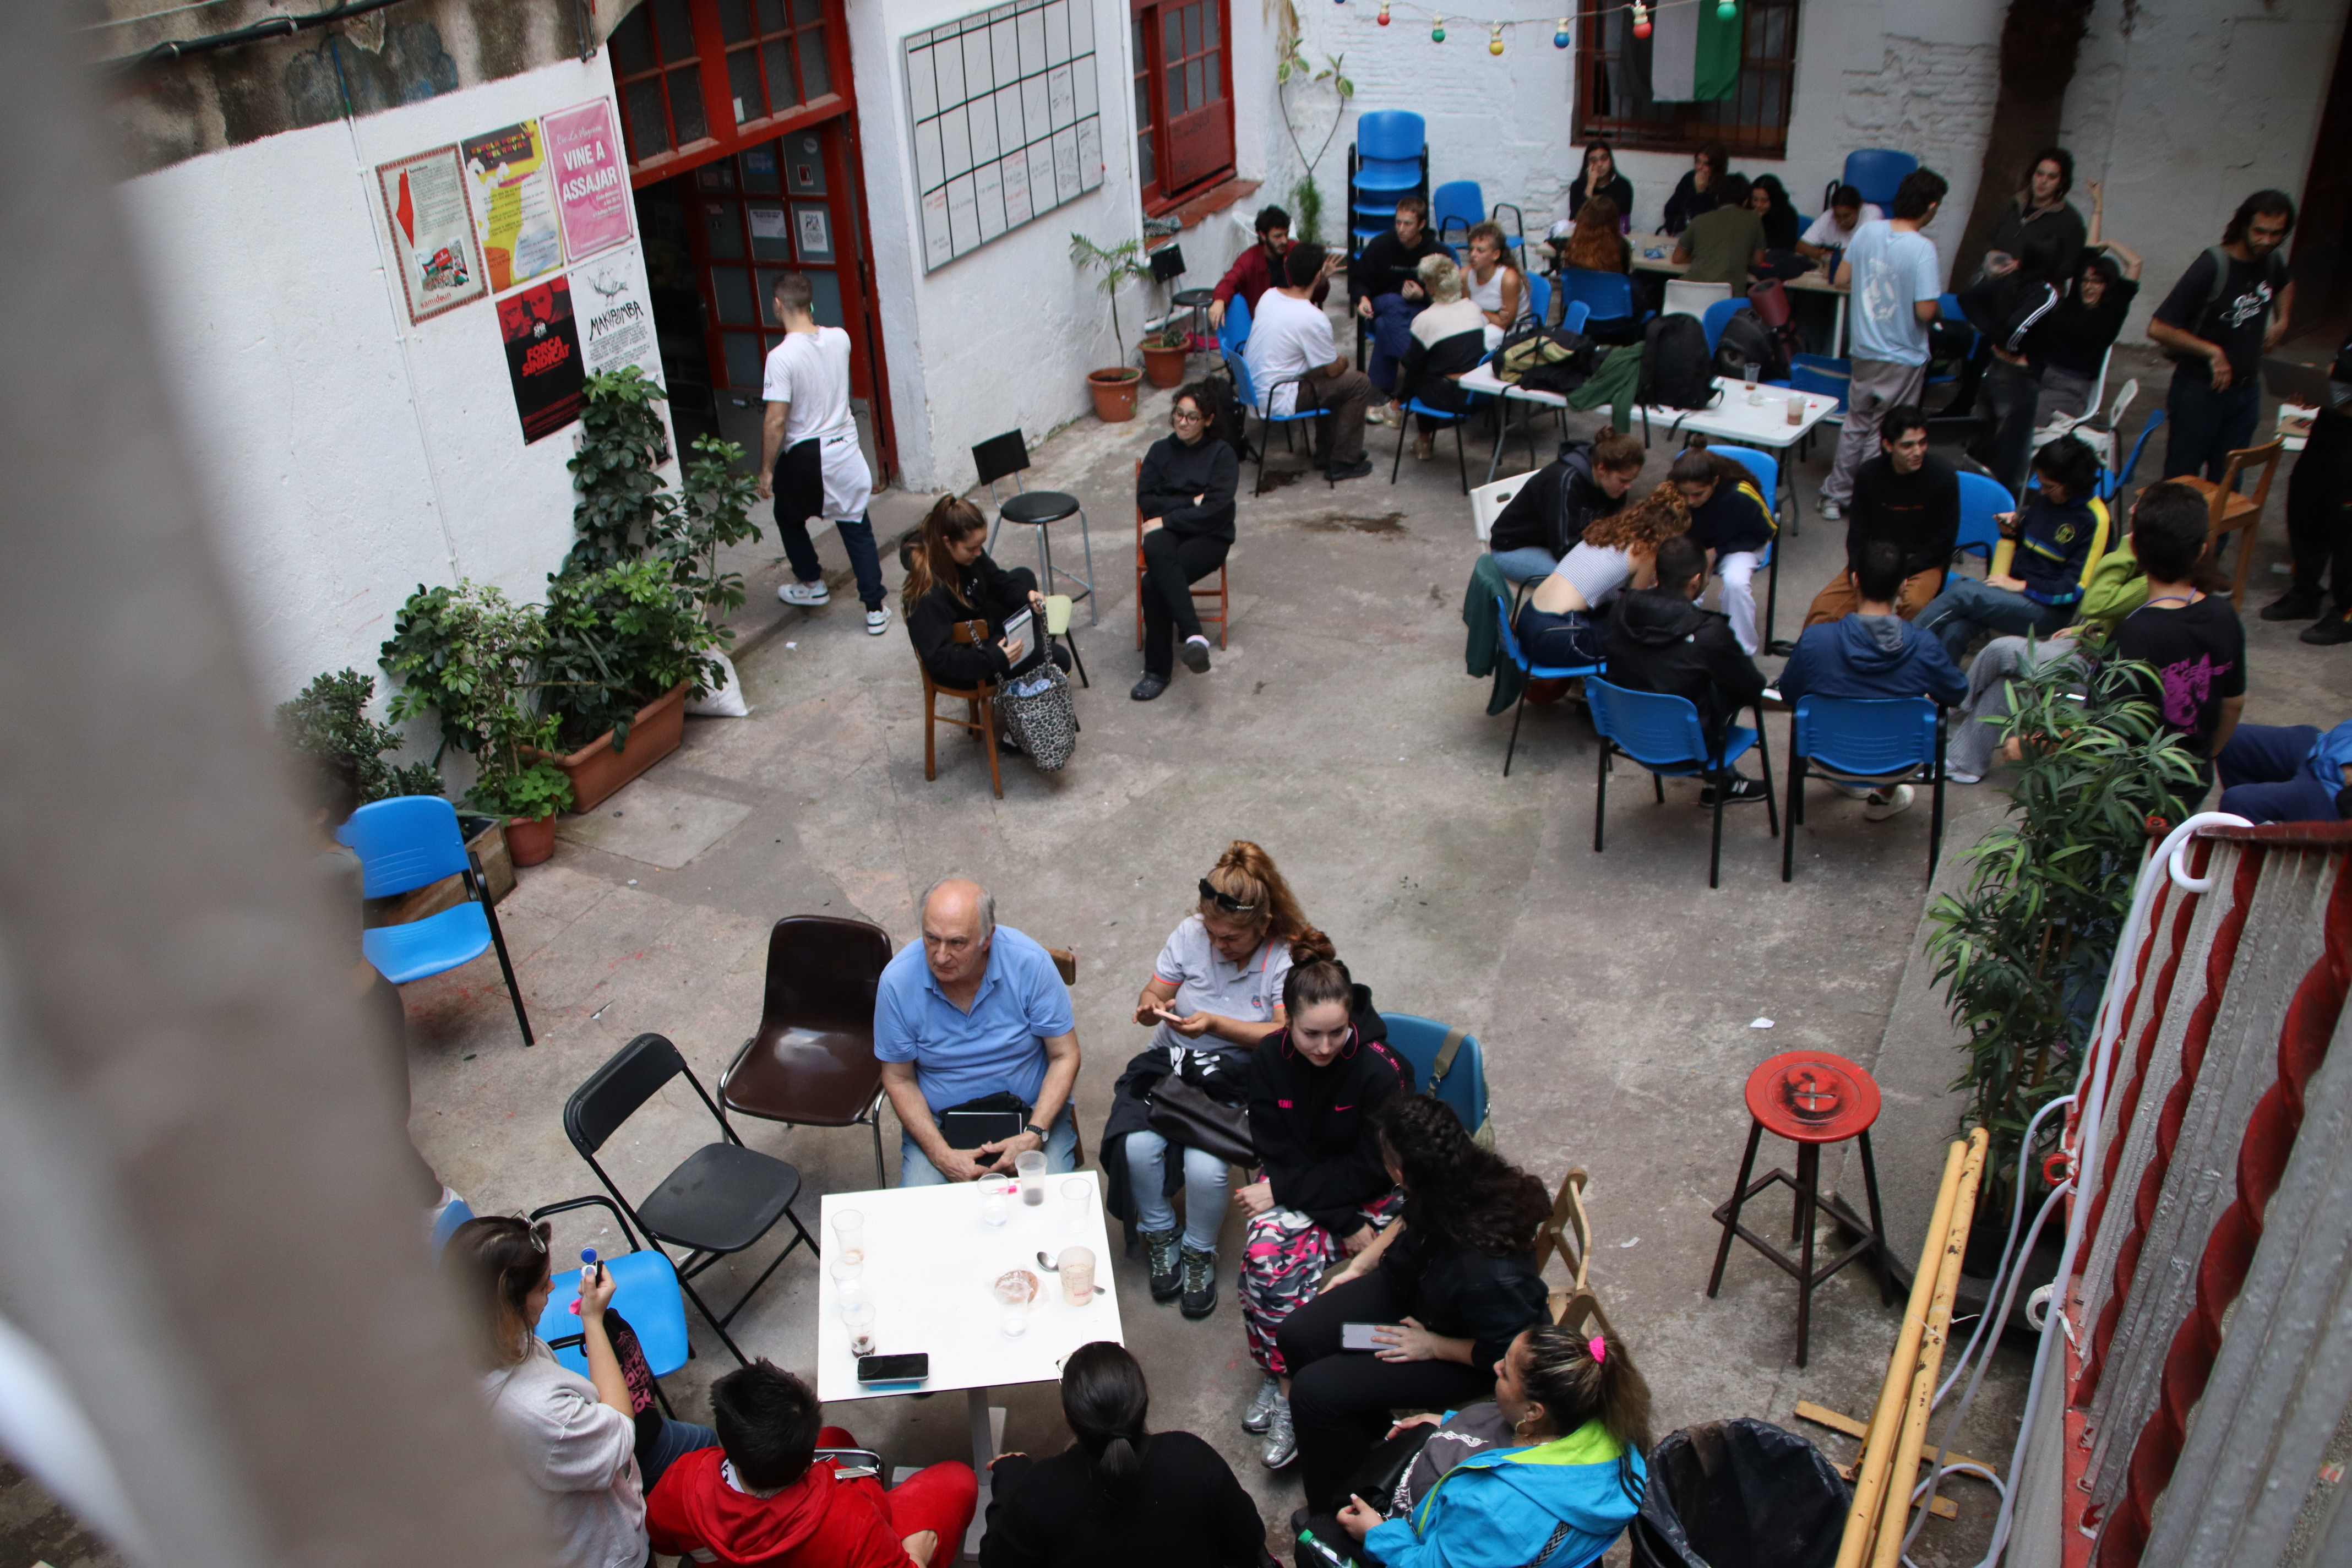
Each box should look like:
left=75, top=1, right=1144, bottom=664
left=902, top=494, right=1063, bottom=690
left=1100, top=843, right=1335, bottom=1324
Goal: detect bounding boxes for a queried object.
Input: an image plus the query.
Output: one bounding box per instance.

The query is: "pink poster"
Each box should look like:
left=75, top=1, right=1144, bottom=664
left=543, top=99, right=631, bottom=261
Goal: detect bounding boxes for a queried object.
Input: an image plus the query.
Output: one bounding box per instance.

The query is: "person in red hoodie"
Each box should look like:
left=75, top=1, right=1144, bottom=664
left=647, top=1360, right=976, bottom=1568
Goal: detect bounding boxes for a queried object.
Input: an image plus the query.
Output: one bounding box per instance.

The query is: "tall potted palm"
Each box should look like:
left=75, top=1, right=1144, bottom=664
left=1070, top=232, right=1149, bottom=421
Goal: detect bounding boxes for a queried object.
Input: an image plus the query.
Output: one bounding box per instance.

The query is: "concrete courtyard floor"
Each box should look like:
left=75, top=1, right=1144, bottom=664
left=12, top=346, right=2346, bottom=1568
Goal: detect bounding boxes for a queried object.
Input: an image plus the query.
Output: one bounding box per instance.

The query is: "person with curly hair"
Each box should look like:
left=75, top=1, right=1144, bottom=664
left=1510, top=481, right=1691, bottom=667
left=1275, top=1095, right=1553, bottom=1510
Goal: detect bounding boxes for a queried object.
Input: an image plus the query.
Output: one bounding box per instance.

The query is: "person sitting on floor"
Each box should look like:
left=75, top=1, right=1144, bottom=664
left=1352, top=197, right=1449, bottom=423
left=1133, top=383, right=1240, bottom=702
left=1208, top=204, right=1325, bottom=329
left=1800, top=405, right=1958, bottom=628
left=1673, top=173, right=1767, bottom=290
left=1510, top=481, right=1692, bottom=668
left=1913, top=435, right=2108, bottom=661
left=902, top=495, right=1058, bottom=691
left=2217, top=717, right=2352, bottom=825
left=1559, top=195, right=1631, bottom=276
left=1777, top=540, right=1968, bottom=821
left=1320, top=1324, right=1653, bottom=1568
left=979, top=1342, right=1265, bottom=1568
left=648, top=1359, right=976, bottom=1568
left=1669, top=446, right=1777, bottom=656
left=1486, top=428, right=1647, bottom=585
left=1603, top=533, right=1772, bottom=806
left=1796, top=184, right=1882, bottom=270
left=1395, top=255, right=1491, bottom=462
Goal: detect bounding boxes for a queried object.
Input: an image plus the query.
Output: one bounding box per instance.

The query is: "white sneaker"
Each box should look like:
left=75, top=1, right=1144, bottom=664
left=1946, top=765, right=1983, bottom=785
left=1261, top=1400, right=1297, bottom=1468
left=1864, top=784, right=1916, bottom=820
left=779, top=580, right=830, bottom=606
left=1818, top=498, right=1843, bottom=521
left=865, top=606, right=891, bottom=635
left=1243, top=1374, right=1282, bottom=1433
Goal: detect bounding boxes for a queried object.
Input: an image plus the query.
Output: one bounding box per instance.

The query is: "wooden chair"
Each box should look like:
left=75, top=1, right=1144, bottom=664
left=919, top=619, right=1004, bottom=799
left=1132, top=459, right=1230, bottom=652
left=1538, top=1168, right=1613, bottom=1339
left=2173, top=435, right=2286, bottom=608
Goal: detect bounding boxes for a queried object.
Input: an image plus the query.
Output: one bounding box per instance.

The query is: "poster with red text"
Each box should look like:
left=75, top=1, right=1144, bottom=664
left=499, top=276, right=587, bottom=443
left=376, top=145, right=487, bottom=324
left=543, top=99, right=633, bottom=261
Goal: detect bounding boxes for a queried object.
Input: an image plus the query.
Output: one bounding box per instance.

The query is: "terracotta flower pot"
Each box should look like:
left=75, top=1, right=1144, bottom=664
left=1140, top=342, right=1189, bottom=388
left=506, top=814, right=557, bottom=868
left=1087, top=367, right=1142, bottom=422
left=526, top=681, right=689, bottom=813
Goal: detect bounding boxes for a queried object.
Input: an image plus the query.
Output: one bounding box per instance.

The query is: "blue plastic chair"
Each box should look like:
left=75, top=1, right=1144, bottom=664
left=530, top=1195, right=693, bottom=1388
left=429, top=1195, right=473, bottom=1259
left=1837, top=149, right=1918, bottom=213
left=1783, top=697, right=1947, bottom=885
left=1560, top=268, right=1647, bottom=333
left=1493, top=590, right=1605, bottom=775
left=1788, top=354, right=1850, bottom=411
left=1226, top=348, right=1331, bottom=497
left=1389, top=385, right=1488, bottom=494
left=1433, top=179, right=1485, bottom=244
left=337, top=796, right=533, bottom=1046
left=1217, top=292, right=1250, bottom=356
left=2101, top=407, right=2166, bottom=502
left=1377, top=1012, right=1491, bottom=1139
left=1711, top=445, right=1785, bottom=647
left=1701, top=297, right=1744, bottom=357
left=1562, top=300, right=1591, bottom=336
left=1526, top=272, right=1552, bottom=328
left=1952, top=472, right=2015, bottom=578
left=1355, top=110, right=1425, bottom=164
left=1586, top=678, right=1777, bottom=889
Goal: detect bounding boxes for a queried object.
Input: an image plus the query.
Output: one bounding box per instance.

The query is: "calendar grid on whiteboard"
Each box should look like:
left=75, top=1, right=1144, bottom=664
left=904, top=0, right=1104, bottom=273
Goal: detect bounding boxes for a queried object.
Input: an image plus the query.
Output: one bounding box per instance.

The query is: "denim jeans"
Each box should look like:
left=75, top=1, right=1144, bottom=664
left=1914, top=576, right=2073, bottom=662
left=777, top=507, right=888, bottom=610
left=1121, top=1128, right=1230, bottom=1252
left=898, top=1106, right=1079, bottom=1186
left=1946, top=636, right=2083, bottom=778
left=641, top=1418, right=718, bottom=1492
left=2219, top=724, right=2344, bottom=825
left=2162, top=368, right=2261, bottom=483
left=1488, top=545, right=1560, bottom=585
left=1365, top=293, right=1424, bottom=394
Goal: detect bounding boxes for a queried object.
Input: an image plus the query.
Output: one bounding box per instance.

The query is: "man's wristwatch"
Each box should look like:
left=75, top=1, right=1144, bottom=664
left=1023, top=1122, right=1051, bottom=1143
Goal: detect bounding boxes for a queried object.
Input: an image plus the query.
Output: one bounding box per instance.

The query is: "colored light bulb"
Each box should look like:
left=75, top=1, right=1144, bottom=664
left=1489, top=23, right=1504, bottom=52
left=1431, top=16, right=1445, bottom=41
left=1717, top=0, right=1736, bottom=15
left=1376, top=1, right=1389, bottom=22
left=1554, top=18, right=1572, bottom=47
left=1631, top=1, right=1651, bottom=37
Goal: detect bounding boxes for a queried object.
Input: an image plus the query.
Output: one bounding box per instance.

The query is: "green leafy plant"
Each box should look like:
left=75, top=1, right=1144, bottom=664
left=469, top=758, right=574, bottom=823
left=566, top=366, right=678, bottom=574
left=1276, top=10, right=1352, bottom=247
left=1925, top=654, right=2206, bottom=1196
left=1069, top=232, right=1152, bottom=367
left=672, top=433, right=765, bottom=630
left=539, top=558, right=722, bottom=752
left=275, top=668, right=444, bottom=801
left=379, top=582, right=573, bottom=820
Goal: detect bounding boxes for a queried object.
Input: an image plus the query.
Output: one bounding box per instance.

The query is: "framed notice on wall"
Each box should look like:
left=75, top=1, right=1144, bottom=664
left=376, top=145, right=489, bottom=324
left=462, top=120, right=565, bottom=295
left=542, top=99, right=633, bottom=262
left=903, top=0, right=1104, bottom=273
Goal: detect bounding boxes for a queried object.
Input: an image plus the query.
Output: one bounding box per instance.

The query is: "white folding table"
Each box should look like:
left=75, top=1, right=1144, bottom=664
left=1637, top=380, right=1843, bottom=538
left=1623, top=233, right=1852, bottom=357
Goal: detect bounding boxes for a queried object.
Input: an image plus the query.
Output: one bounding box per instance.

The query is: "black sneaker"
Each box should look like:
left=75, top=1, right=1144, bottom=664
left=2304, top=609, right=2352, bottom=645
left=1179, top=1244, right=1218, bottom=1319
left=1142, top=1227, right=1181, bottom=1303
left=2262, top=590, right=2324, bottom=622
left=1179, top=635, right=1212, bottom=674
left=1130, top=672, right=1170, bottom=701
left=1326, top=456, right=1374, bottom=481
left=1698, top=774, right=1771, bottom=807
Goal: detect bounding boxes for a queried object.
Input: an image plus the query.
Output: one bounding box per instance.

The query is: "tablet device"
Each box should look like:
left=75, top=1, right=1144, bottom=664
left=2262, top=357, right=2349, bottom=410
left=940, top=1107, right=1026, bottom=1150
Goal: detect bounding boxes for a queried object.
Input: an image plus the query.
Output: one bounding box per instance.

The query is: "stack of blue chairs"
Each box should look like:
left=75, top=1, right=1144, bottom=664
left=1349, top=111, right=1428, bottom=253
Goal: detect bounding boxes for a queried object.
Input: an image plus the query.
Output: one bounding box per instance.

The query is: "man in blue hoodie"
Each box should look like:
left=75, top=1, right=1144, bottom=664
left=1912, top=435, right=2109, bottom=661
left=1779, top=540, right=1968, bottom=819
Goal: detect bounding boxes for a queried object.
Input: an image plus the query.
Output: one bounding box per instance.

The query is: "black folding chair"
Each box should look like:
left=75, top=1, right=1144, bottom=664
left=564, top=1032, right=819, bottom=1364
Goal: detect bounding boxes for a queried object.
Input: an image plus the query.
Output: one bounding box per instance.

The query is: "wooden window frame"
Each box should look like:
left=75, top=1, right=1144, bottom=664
left=612, top=0, right=855, bottom=183
left=1130, top=0, right=1235, bottom=216
left=1572, top=0, right=1798, bottom=160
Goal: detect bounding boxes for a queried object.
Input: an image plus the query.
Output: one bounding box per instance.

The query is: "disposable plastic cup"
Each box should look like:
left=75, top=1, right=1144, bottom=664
left=833, top=1210, right=864, bottom=1265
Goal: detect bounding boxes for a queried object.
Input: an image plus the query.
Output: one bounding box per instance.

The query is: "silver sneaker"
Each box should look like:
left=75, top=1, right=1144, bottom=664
left=1261, top=1399, right=1297, bottom=1468
left=1243, top=1375, right=1282, bottom=1434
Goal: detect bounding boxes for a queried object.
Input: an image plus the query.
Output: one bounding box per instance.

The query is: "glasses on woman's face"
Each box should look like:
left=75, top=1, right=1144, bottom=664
left=1171, top=407, right=1206, bottom=426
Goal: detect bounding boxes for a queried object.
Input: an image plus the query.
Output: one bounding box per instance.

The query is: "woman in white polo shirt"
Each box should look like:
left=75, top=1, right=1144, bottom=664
left=1099, top=842, right=1335, bottom=1322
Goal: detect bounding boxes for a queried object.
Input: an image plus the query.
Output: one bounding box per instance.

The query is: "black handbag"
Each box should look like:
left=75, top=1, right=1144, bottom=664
left=1145, top=1072, right=1255, bottom=1166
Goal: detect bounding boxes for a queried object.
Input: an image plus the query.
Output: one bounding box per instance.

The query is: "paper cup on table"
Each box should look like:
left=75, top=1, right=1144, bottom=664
left=1057, top=1246, right=1097, bottom=1305
left=1786, top=395, right=1805, bottom=426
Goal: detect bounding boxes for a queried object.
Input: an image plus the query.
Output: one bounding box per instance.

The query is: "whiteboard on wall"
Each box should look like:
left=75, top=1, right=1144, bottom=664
left=903, top=0, right=1104, bottom=273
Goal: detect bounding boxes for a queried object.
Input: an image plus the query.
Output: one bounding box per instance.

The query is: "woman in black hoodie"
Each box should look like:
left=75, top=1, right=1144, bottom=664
left=1238, top=959, right=1412, bottom=1471
left=902, top=493, right=1061, bottom=690
left=1133, top=383, right=1240, bottom=701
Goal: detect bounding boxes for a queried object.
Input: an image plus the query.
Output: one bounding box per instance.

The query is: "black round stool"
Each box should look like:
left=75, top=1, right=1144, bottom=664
left=1173, top=287, right=1218, bottom=352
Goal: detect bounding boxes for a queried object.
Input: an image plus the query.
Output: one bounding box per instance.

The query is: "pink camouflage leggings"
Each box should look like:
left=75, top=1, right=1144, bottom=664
left=1240, top=1188, right=1406, bottom=1374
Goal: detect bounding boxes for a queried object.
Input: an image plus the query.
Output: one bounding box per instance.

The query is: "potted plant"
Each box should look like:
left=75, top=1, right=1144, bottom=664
left=1140, top=319, right=1191, bottom=388
left=531, top=556, right=723, bottom=811
left=1070, top=232, right=1149, bottom=421
left=1275, top=24, right=1354, bottom=246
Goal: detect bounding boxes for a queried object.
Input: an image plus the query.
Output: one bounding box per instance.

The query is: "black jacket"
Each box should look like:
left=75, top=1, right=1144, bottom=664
left=1601, top=586, right=1767, bottom=758
left=1567, top=172, right=1636, bottom=227
left=1846, top=454, right=1960, bottom=580
left=1137, top=433, right=1239, bottom=544
left=1376, top=1225, right=1551, bottom=1371
left=906, top=552, right=1038, bottom=687
left=1351, top=227, right=1450, bottom=303
left=1487, top=443, right=1626, bottom=558
left=1396, top=325, right=1488, bottom=411
left=1986, top=198, right=2087, bottom=287
left=979, top=1430, right=1265, bottom=1568
left=1662, top=172, right=1720, bottom=236
left=1248, top=1027, right=1411, bottom=1235
left=1685, top=476, right=1777, bottom=559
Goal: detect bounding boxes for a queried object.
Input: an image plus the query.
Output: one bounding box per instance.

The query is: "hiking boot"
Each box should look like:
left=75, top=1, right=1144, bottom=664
left=1261, top=1399, right=1298, bottom=1468
left=2304, top=609, right=2352, bottom=645
left=2261, top=590, right=2323, bottom=622
left=1142, top=1227, right=1182, bottom=1302
left=778, top=580, right=830, bottom=606
left=1180, top=635, right=1212, bottom=674
left=1179, top=1244, right=1218, bottom=1318
left=1864, top=783, right=1916, bottom=820
left=1243, top=1374, right=1282, bottom=1433
left=1698, top=773, right=1771, bottom=807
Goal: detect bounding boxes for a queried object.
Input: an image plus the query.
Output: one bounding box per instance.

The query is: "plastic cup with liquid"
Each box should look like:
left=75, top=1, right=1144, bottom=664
left=841, top=1299, right=876, bottom=1358
left=1015, top=1150, right=1048, bottom=1205
left=1785, top=394, right=1805, bottom=427
left=830, top=1257, right=863, bottom=1307
left=1057, top=1245, right=1097, bottom=1306
left=832, top=1209, right=865, bottom=1264
left=981, top=1177, right=1012, bottom=1227
left=1742, top=361, right=1760, bottom=390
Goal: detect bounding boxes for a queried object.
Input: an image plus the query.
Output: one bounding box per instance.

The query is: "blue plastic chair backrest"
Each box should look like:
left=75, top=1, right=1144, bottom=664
left=1562, top=300, right=1591, bottom=335
left=1561, top=268, right=1636, bottom=321
left=337, top=795, right=471, bottom=899
left=1526, top=272, right=1551, bottom=327
left=1356, top=110, right=1426, bottom=161
left=1493, top=591, right=1529, bottom=671
left=1954, top=472, right=2014, bottom=564
left=2106, top=408, right=2166, bottom=500
left=1701, top=297, right=1744, bottom=356
left=1788, top=354, right=1850, bottom=412
left=1587, top=678, right=1712, bottom=770
left=1715, top=445, right=1779, bottom=507
left=1223, top=347, right=1261, bottom=412
left=1842, top=149, right=1918, bottom=211
left=1793, top=696, right=1939, bottom=778
left=1376, top=1012, right=1489, bottom=1134
left=1218, top=293, right=1250, bottom=355
left=1432, top=180, right=1484, bottom=238
left=429, top=1195, right=475, bottom=1259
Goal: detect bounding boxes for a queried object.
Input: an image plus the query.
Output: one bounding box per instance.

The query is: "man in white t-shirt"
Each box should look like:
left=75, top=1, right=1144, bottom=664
left=1796, top=184, right=1883, bottom=265
left=1242, top=243, right=1378, bottom=480
left=758, top=273, right=888, bottom=632
left=1823, top=168, right=1948, bottom=521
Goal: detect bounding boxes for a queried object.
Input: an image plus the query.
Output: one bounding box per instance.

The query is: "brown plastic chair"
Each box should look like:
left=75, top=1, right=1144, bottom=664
left=920, top=619, right=1004, bottom=799
left=1538, top=1167, right=1614, bottom=1340
left=721, top=916, right=894, bottom=1187
left=2174, top=434, right=2285, bottom=608
left=1133, top=459, right=1229, bottom=652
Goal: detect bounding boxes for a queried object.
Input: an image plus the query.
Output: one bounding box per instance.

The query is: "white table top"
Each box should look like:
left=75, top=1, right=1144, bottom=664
left=1642, top=379, right=1841, bottom=450
left=815, top=1175, right=1124, bottom=1404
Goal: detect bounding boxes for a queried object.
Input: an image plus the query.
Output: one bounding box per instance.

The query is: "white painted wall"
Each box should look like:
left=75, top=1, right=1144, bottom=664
left=117, top=53, right=666, bottom=715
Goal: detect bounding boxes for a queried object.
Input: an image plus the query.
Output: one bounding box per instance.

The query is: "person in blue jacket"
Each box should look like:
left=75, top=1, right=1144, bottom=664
left=1912, top=435, right=2108, bottom=661
left=2217, top=718, right=2352, bottom=825
left=1331, top=1322, right=1650, bottom=1568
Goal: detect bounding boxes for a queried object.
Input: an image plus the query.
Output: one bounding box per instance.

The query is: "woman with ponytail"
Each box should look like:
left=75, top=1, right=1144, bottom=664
left=1327, top=1324, right=1652, bottom=1568
left=978, top=1342, right=1264, bottom=1568
left=903, top=493, right=1065, bottom=690
left=1101, top=842, right=1335, bottom=1324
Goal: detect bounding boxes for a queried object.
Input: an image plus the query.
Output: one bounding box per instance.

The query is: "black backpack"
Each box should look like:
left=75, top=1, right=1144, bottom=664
left=1200, top=370, right=1250, bottom=458
left=1491, top=319, right=1596, bottom=393
left=1712, top=308, right=1789, bottom=383
left=1639, top=314, right=1719, bottom=411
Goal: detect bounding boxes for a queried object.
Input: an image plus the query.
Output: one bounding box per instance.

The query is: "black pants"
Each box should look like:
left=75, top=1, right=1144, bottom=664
left=1972, top=357, right=2039, bottom=498
left=2288, top=411, right=2352, bottom=611
left=2163, top=368, right=2261, bottom=482
left=1141, top=528, right=1230, bottom=677
left=1279, top=1271, right=1495, bottom=1511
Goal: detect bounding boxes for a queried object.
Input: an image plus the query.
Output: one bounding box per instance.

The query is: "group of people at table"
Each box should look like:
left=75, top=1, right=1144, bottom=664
left=445, top=863, right=1654, bottom=1567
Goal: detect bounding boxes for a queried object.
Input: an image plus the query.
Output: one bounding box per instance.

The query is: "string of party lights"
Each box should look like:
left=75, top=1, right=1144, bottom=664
left=1351, top=0, right=1739, bottom=53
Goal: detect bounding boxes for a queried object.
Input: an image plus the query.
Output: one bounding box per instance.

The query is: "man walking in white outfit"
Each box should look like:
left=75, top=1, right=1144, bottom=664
left=759, top=273, right=889, bottom=632
left=1823, top=168, right=1948, bottom=522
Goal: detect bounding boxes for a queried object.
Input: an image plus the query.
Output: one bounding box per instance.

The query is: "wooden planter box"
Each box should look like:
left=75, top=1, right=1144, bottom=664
left=369, top=813, right=513, bottom=927
left=530, top=682, right=689, bottom=814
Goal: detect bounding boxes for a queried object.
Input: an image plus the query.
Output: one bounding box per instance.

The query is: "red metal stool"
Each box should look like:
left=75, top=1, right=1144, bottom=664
left=1706, top=1050, right=1893, bottom=1366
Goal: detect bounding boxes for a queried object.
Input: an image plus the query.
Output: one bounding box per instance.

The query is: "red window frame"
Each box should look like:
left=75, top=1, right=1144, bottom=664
left=1130, top=0, right=1234, bottom=214
left=611, top=0, right=853, bottom=182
